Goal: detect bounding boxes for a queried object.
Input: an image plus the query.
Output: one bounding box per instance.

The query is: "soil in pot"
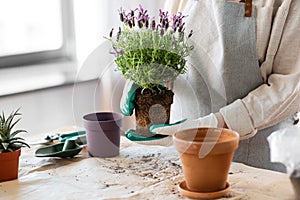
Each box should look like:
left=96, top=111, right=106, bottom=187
left=0, top=149, right=21, bottom=182
left=173, top=128, right=239, bottom=195
left=134, top=87, right=174, bottom=137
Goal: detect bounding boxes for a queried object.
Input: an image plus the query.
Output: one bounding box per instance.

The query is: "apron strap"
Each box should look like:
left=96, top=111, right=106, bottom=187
left=239, top=0, right=252, bottom=17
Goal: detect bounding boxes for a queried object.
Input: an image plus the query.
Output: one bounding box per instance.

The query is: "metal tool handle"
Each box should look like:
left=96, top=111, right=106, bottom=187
left=59, top=130, right=86, bottom=142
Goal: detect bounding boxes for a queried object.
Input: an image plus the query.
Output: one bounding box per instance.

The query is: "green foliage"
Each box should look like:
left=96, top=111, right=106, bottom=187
left=113, top=29, right=190, bottom=89
left=107, top=6, right=193, bottom=90
left=0, top=108, right=30, bottom=153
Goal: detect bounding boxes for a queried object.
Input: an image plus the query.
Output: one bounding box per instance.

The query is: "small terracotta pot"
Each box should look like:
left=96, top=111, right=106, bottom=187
left=173, top=128, right=239, bottom=193
left=0, top=149, right=21, bottom=182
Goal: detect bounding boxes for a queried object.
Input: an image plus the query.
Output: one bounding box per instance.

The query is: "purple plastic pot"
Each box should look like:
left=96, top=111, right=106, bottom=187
left=83, top=112, right=123, bottom=158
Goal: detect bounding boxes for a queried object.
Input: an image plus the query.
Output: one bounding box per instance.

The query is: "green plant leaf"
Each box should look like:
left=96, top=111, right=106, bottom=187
left=2, top=142, right=9, bottom=150
left=10, top=130, right=27, bottom=139
left=9, top=118, right=21, bottom=132
left=9, top=143, right=22, bottom=150
left=0, top=112, right=5, bottom=130
left=6, top=109, right=21, bottom=131
left=10, top=137, right=25, bottom=141
left=10, top=140, right=30, bottom=149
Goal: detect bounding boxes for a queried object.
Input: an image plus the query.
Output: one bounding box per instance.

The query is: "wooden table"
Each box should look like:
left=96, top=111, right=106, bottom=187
left=0, top=133, right=296, bottom=200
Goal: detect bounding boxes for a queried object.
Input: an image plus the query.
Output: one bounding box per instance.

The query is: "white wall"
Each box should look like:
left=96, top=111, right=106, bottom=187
left=0, top=81, right=95, bottom=135
left=0, top=79, right=134, bottom=137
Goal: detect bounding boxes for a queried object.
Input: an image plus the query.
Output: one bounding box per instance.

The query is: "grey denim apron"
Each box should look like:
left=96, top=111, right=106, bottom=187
left=171, top=0, right=286, bottom=172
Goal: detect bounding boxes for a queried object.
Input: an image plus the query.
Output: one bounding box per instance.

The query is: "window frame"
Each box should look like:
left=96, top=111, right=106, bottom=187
left=0, top=0, right=76, bottom=68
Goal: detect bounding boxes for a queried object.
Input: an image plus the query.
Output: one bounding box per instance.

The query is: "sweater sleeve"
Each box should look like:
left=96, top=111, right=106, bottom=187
left=220, top=0, right=300, bottom=139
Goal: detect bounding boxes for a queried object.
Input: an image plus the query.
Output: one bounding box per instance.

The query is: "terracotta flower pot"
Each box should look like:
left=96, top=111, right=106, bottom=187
left=173, top=128, right=239, bottom=195
left=0, top=149, right=21, bottom=182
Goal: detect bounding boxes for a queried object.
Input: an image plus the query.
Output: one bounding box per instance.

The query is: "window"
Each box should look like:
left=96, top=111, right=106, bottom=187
left=0, top=0, right=75, bottom=68
left=73, top=0, right=165, bottom=64
left=0, top=0, right=164, bottom=96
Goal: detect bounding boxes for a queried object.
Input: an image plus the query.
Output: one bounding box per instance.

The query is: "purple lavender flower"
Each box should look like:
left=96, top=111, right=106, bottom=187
left=132, top=16, right=135, bottom=27
left=159, top=9, right=169, bottom=20
left=157, top=9, right=171, bottom=34
left=118, top=7, right=125, bottom=22
left=109, top=28, right=114, bottom=37
left=117, top=27, right=121, bottom=41
left=117, top=5, right=192, bottom=36
left=136, top=4, right=149, bottom=28
left=172, top=12, right=186, bottom=32
left=178, top=22, right=185, bottom=32
left=188, top=30, right=193, bottom=38
left=120, top=8, right=136, bottom=27
left=151, top=18, right=156, bottom=30
left=137, top=4, right=147, bottom=16
left=165, top=19, right=169, bottom=30
left=159, top=9, right=169, bottom=25
left=138, top=20, right=143, bottom=28
left=128, top=21, right=133, bottom=28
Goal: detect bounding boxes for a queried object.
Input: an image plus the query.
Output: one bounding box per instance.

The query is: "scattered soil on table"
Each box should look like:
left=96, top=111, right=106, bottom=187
left=103, top=152, right=181, bottom=181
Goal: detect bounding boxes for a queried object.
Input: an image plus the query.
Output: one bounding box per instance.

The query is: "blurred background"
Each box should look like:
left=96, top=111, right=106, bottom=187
left=0, top=0, right=165, bottom=136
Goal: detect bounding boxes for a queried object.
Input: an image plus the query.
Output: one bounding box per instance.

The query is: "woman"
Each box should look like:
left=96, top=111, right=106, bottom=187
left=121, top=0, right=300, bottom=172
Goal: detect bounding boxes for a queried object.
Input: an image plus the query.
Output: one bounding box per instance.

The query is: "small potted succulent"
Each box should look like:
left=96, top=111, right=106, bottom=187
left=108, top=5, right=193, bottom=137
left=0, top=109, right=30, bottom=182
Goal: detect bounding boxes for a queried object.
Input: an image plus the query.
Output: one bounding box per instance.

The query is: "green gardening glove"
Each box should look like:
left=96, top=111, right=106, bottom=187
left=125, top=129, right=172, bottom=146
left=130, top=113, right=218, bottom=146
left=120, top=81, right=140, bottom=116
left=120, top=81, right=166, bottom=116
left=124, top=119, right=187, bottom=146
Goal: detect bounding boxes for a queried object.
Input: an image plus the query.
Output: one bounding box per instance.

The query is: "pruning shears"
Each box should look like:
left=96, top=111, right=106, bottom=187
left=45, top=130, right=86, bottom=142
left=30, top=130, right=86, bottom=145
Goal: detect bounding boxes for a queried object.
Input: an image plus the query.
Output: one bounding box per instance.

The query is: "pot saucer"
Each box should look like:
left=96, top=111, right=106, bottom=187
left=178, top=181, right=230, bottom=199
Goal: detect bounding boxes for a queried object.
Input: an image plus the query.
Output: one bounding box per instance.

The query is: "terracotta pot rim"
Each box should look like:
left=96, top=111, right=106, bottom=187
left=173, top=127, right=239, bottom=145
left=0, top=149, right=21, bottom=161
left=0, top=148, right=21, bottom=153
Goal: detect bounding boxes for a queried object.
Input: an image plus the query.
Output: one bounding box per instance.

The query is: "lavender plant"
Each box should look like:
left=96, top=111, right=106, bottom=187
left=108, top=5, right=193, bottom=90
